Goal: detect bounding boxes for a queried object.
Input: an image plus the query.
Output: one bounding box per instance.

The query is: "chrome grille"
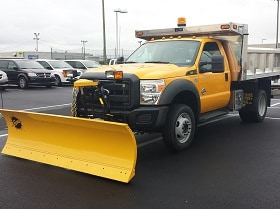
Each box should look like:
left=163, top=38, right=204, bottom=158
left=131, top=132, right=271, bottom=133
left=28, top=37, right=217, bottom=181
left=36, top=73, right=52, bottom=78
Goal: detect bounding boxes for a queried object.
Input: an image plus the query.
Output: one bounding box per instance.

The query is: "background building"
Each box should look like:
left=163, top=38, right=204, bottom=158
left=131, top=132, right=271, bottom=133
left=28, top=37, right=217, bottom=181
left=0, top=48, right=134, bottom=64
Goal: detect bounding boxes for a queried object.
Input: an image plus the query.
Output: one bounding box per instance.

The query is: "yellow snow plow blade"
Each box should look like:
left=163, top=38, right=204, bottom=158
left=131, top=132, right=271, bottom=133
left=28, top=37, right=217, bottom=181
left=0, top=109, right=137, bottom=183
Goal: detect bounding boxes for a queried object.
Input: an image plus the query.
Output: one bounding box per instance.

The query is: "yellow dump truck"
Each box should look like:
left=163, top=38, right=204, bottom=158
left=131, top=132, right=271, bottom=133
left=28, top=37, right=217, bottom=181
left=1, top=18, right=280, bottom=183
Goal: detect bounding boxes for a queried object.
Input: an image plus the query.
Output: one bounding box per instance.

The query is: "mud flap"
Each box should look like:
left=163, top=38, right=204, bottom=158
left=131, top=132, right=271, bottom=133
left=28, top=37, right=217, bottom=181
left=0, top=109, right=137, bottom=183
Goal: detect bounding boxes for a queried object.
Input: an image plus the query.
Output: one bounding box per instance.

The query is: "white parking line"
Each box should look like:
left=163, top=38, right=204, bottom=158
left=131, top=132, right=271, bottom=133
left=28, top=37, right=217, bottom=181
left=266, top=117, right=280, bottom=120
left=24, top=103, right=71, bottom=111
left=270, top=107, right=280, bottom=109
left=271, top=102, right=280, bottom=107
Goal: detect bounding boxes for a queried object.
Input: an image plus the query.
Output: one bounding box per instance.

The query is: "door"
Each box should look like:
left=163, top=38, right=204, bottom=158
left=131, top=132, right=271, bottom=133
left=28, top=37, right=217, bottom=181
left=7, top=61, right=21, bottom=82
left=197, top=42, right=231, bottom=113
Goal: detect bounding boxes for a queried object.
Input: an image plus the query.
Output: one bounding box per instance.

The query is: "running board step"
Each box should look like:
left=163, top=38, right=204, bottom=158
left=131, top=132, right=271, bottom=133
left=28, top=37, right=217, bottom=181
left=199, top=109, right=229, bottom=124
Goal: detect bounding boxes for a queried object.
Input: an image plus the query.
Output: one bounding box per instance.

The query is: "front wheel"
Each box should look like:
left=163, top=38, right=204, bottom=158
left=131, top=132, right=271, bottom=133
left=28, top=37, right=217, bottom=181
left=162, top=104, right=196, bottom=151
left=239, top=89, right=267, bottom=122
left=54, top=75, right=61, bottom=86
left=18, top=76, right=28, bottom=89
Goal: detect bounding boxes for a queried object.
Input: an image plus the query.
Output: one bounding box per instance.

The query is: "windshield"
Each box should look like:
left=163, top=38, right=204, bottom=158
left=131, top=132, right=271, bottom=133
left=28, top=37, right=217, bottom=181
left=126, top=40, right=200, bottom=66
left=49, top=60, right=73, bottom=69
left=82, top=60, right=101, bottom=68
left=16, top=60, right=44, bottom=69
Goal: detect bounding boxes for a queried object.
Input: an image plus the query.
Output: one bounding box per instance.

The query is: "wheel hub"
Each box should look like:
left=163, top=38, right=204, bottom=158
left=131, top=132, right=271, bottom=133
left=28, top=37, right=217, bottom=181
left=175, top=113, right=192, bottom=144
left=258, top=94, right=266, bottom=117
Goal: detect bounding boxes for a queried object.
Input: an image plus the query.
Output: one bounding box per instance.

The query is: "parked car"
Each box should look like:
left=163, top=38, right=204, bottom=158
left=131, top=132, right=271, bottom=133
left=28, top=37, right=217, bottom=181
left=0, top=70, right=8, bottom=90
left=0, top=59, right=56, bottom=89
left=37, top=59, right=80, bottom=86
left=65, top=60, right=101, bottom=73
left=0, top=70, right=8, bottom=84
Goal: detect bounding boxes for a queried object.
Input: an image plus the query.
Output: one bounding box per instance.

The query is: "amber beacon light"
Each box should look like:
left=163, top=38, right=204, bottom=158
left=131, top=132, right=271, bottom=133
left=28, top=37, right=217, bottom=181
left=177, top=17, right=186, bottom=27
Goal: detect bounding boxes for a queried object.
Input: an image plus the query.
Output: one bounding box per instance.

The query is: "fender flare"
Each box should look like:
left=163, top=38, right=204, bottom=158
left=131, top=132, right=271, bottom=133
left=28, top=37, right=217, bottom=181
left=159, top=79, right=200, bottom=116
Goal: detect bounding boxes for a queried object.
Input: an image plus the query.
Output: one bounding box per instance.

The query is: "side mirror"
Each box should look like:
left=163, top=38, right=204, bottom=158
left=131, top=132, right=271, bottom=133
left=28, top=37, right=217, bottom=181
left=211, top=55, right=224, bottom=73
left=116, top=56, right=124, bottom=64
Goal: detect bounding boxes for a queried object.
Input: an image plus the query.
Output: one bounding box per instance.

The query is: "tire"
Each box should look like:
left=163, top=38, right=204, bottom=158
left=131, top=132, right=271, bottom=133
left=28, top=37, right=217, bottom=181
left=18, top=76, right=28, bottom=89
left=54, top=75, right=61, bottom=86
left=239, top=89, right=267, bottom=122
left=162, top=104, right=196, bottom=151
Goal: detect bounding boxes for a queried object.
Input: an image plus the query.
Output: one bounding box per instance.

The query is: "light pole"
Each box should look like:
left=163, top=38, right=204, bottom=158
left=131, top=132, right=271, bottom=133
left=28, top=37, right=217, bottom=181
left=102, top=0, right=107, bottom=64
left=276, top=0, right=280, bottom=48
left=81, top=40, right=88, bottom=60
left=113, top=8, right=127, bottom=58
left=33, top=33, right=40, bottom=57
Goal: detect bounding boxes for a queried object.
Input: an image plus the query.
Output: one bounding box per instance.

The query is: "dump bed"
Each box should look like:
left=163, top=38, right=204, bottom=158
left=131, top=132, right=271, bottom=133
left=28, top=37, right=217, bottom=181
left=246, top=47, right=280, bottom=80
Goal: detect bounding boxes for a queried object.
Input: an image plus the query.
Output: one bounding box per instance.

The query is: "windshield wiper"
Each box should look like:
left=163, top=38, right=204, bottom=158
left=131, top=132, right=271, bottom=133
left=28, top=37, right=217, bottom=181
left=144, top=61, right=170, bottom=64
left=125, top=61, right=137, bottom=63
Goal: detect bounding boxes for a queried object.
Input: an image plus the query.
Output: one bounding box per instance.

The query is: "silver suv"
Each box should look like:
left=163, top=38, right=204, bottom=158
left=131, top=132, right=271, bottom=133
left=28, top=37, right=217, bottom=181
left=37, top=59, right=80, bottom=86
left=65, top=60, right=101, bottom=74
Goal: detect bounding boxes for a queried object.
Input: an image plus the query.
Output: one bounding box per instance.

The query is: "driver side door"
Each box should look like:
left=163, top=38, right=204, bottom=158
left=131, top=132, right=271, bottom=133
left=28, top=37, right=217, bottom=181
left=198, top=42, right=231, bottom=113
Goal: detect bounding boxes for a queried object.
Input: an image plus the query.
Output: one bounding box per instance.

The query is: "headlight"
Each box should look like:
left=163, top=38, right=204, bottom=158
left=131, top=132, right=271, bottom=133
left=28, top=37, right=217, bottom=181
left=27, top=72, right=37, bottom=77
left=105, top=70, right=123, bottom=80
left=62, top=70, right=67, bottom=77
left=140, top=79, right=165, bottom=105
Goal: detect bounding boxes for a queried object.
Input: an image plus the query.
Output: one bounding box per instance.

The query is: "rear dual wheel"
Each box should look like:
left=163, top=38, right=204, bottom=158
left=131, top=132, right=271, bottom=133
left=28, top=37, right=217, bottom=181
left=163, top=104, right=196, bottom=151
left=239, top=89, right=267, bottom=122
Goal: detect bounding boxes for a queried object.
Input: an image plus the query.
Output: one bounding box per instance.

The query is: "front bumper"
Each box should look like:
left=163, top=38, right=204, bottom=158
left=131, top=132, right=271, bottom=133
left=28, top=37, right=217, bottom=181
left=123, top=106, right=169, bottom=131
left=29, top=77, right=56, bottom=86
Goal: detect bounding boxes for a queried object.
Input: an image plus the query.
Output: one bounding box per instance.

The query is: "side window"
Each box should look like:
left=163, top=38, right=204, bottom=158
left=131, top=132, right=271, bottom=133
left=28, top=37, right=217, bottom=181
left=76, top=62, right=85, bottom=69
left=199, top=42, right=221, bottom=72
left=200, top=51, right=212, bottom=70
left=203, top=42, right=221, bottom=56
left=38, top=61, right=52, bottom=69
left=67, top=61, right=75, bottom=68
left=8, top=61, right=17, bottom=70
left=0, top=60, right=8, bottom=69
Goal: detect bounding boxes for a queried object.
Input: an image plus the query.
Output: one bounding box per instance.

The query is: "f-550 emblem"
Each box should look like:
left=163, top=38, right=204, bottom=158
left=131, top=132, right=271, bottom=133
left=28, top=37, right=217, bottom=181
left=201, top=88, right=207, bottom=95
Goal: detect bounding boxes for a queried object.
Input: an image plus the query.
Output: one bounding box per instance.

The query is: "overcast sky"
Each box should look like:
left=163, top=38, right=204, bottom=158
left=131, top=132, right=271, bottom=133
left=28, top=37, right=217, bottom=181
left=0, top=0, right=278, bottom=55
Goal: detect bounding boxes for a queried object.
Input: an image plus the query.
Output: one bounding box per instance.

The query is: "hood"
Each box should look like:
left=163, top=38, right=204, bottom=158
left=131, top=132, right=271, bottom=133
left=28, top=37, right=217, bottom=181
left=85, top=63, right=194, bottom=79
